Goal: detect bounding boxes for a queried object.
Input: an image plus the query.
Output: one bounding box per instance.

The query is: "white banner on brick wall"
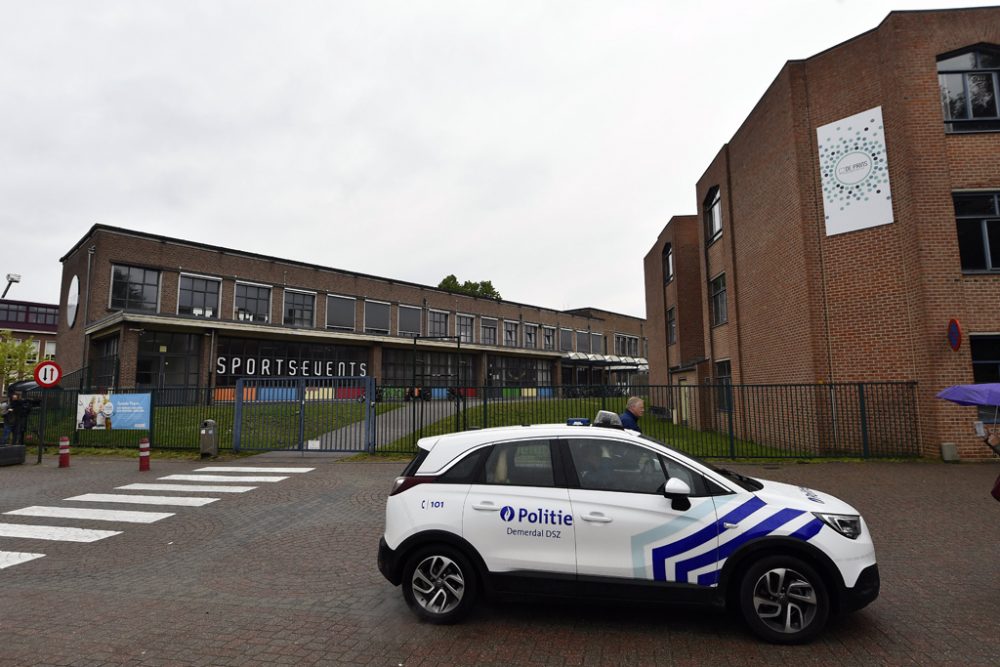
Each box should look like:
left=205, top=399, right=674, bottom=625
left=817, top=106, right=893, bottom=236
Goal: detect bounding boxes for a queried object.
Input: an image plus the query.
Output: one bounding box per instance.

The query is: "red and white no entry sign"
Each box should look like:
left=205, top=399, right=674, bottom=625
left=33, top=360, right=63, bottom=388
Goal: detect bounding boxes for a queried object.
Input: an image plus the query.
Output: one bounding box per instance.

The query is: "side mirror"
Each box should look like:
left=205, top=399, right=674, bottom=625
left=663, top=477, right=692, bottom=511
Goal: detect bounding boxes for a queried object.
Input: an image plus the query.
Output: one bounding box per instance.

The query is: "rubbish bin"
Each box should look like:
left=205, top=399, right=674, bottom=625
left=199, top=419, right=217, bottom=458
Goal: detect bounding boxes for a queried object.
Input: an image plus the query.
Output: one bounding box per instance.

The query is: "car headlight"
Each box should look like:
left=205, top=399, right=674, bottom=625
left=813, top=512, right=862, bottom=540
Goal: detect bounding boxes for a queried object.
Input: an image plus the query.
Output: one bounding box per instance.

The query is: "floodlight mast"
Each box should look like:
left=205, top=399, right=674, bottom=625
left=1, top=273, right=21, bottom=299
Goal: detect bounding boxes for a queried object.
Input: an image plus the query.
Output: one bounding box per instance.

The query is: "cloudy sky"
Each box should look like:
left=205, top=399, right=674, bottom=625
left=1, top=0, right=993, bottom=318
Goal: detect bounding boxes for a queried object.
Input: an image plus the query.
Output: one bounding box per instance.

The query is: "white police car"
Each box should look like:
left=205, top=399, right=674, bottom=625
left=378, top=412, right=879, bottom=644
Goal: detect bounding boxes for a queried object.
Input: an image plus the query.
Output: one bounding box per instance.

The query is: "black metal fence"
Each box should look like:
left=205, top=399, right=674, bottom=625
left=18, top=382, right=919, bottom=459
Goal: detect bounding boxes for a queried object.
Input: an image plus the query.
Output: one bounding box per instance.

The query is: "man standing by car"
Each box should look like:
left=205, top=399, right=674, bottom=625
left=619, top=396, right=644, bottom=432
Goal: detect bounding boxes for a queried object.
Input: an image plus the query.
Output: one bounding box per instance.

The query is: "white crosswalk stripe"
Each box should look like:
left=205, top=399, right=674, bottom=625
left=116, top=483, right=256, bottom=493
left=0, top=551, right=45, bottom=569
left=0, top=523, right=121, bottom=542
left=195, top=467, right=314, bottom=473
left=5, top=506, right=174, bottom=524
left=158, top=474, right=288, bottom=483
left=1, top=465, right=313, bottom=571
left=65, top=493, right=218, bottom=507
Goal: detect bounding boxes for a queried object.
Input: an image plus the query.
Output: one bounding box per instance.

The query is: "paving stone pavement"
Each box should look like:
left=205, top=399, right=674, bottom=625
left=0, top=454, right=998, bottom=666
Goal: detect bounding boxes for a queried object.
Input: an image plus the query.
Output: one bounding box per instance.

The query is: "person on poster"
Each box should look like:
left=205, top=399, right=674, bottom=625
left=81, top=402, right=97, bottom=429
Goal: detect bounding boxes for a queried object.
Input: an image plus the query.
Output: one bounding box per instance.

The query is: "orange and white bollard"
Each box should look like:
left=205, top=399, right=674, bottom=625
left=58, top=436, right=70, bottom=468
left=139, top=437, right=150, bottom=472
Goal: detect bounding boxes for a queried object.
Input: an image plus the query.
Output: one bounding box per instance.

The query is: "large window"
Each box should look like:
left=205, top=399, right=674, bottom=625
left=543, top=327, right=555, bottom=351
left=111, top=265, right=159, bottom=312
left=398, top=305, right=422, bottom=337
left=457, top=314, right=474, bottom=343
left=559, top=328, right=573, bottom=352
left=938, top=45, right=1000, bottom=133
left=714, top=360, right=733, bottom=413
left=0, top=303, right=26, bottom=324
left=429, top=310, right=449, bottom=337
left=591, top=332, right=603, bottom=355
left=663, top=243, right=674, bottom=282
left=972, top=336, right=1000, bottom=421
left=481, top=318, right=498, bottom=345
left=136, top=332, right=201, bottom=389
left=576, top=330, right=590, bottom=354
left=667, top=307, right=677, bottom=345
left=614, top=334, right=639, bottom=357
left=710, top=274, right=727, bottom=326
left=365, top=300, right=390, bottom=335
left=955, top=192, right=1000, bottom=271
left=524, top=324, right=537, bottom=349
left=326, top=295, right=355, bottom=331
left=178, top=275, right=220, bottom=318
left=235, top=283, right=271, bottom=323
left=28, top=305, right=58, bottom=326
left=44, top=341, right=56, bottom=360
left=504, top=321, right=519, bottom=347
left=568, top=439, right=665, bottom=494
left=283, top=290, right=315, bottom=327
left=704, top=187, right=723, bottom=243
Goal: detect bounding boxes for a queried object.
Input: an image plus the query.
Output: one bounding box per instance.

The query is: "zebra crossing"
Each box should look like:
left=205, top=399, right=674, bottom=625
left=0, top=465, right=315, bottom=571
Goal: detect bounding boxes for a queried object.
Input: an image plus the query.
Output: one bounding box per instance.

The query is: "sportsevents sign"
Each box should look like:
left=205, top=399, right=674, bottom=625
left=817, top=106, right=893, bottom=237
left=214, top=337, right=368, bottom=386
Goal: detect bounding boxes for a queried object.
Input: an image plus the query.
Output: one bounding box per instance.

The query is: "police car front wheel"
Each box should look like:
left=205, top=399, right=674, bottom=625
left=739, top=555, right=830, bottom=644
left=402, top=545, right=477, bottom=624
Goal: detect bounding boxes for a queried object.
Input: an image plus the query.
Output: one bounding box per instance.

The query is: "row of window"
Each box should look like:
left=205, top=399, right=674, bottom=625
left=108, top=266, right=634, bottom=354
left=0, top=303, right=59, bottom=327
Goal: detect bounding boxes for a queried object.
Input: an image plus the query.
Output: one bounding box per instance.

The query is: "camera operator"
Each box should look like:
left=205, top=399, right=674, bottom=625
left=7, top=390, right=32, bottom=446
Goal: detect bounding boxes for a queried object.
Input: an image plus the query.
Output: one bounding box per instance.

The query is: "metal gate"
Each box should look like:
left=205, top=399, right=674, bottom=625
left=233, top=377, right=375, bottom=452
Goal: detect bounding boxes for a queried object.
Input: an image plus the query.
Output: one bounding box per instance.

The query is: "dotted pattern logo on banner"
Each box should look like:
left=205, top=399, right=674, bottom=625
left=818, top=116, right=891, bottom=218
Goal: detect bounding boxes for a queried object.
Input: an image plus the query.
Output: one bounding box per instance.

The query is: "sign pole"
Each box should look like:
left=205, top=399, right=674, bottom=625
left=37, top=389, right=47, bottom=464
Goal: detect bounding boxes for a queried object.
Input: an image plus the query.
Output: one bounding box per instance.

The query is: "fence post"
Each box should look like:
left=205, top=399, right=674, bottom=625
left=726, top=384, right=736, bottom=458
left=148, top=389, right=156, bottom=453
left=858, top=383, right=870, bottom=458
left=233, top=380, right=243, bottom=453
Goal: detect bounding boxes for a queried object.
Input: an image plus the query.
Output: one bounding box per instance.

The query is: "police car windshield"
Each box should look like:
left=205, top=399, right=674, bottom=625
left=638, top=434, right=763, bottom=492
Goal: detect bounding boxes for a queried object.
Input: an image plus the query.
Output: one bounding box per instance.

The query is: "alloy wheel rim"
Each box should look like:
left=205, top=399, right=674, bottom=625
left=411, top=555, right=465, bottom=615
left=751, top=567, right=818, bottom=634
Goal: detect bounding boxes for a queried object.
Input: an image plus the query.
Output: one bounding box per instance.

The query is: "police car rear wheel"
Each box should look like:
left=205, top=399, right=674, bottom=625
left=402, top=546, right=476, bottom=624
left=739, top=555, right=829, bottom=644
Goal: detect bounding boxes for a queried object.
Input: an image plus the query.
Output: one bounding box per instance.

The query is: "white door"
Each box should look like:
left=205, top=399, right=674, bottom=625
left=564, top=437, right=721, bottom=583
left=462, top=440, right=575, bottom=575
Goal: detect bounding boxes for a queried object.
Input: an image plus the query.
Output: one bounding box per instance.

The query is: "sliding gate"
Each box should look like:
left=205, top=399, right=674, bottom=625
left=233, top=377, right=375, bottom=452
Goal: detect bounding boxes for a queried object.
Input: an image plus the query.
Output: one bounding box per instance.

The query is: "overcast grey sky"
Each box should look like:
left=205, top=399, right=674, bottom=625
left=2, top=1, right=994, bottom=318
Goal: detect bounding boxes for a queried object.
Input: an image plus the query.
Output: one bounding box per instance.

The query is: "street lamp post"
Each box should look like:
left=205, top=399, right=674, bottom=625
left=1, top=273, right=21, bottom=299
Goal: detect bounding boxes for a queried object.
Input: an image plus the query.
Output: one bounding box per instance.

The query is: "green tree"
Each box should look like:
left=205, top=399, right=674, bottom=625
left=437, top=275, right=502, bottom=300
left=0, top=330, right=37, bottom=394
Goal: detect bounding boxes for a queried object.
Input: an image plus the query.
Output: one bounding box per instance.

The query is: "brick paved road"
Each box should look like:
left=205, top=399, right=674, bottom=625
left=1, top=454, right=998, bottom=666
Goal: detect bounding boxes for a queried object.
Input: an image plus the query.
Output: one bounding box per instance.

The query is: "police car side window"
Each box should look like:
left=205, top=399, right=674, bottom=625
left=567, top=439, right=666, bottom=494
left=483, top=441, right=554, bottom=487
left=438, top=448, right=488, bottom=483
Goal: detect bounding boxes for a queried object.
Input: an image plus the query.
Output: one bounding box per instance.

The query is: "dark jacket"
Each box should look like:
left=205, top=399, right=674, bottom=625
left=619, top=409, right=641, bottom=432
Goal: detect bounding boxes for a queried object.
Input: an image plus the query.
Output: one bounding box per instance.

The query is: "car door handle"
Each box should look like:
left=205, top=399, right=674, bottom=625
left=472, top=503, right=501, bottom=512
left=582, top=512, right=613, bottom=523
left=723, top=522, right=739, bottom=530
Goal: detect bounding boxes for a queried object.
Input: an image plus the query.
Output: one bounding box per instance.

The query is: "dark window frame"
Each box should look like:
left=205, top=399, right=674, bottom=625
left=667, top=307, right=677, bottom=345
left=110, top=264, right=160, bottom=313
left=954, top=192, right=1000, bottom=272
left=235, top=283, right=271, bottom=323
left=938, top=45, right=1000, bottom=133
left=457, top=314, right=474, bottom=343
left=398, top=305, right=422, bottom=338
left=364, top=300, right=391, bottom=335
left=326, top=295, right=356, bottom=332
left=428, top=310, right=449, bottom=337
left=663, top=243, right=674, bottom=283
left=283, top=290, right=315, bottom=328
left=178, top=274, right=221, bottom=319
left=704, top=187, right=723, bottom=244
left=710, top=273, right=728, bottom=327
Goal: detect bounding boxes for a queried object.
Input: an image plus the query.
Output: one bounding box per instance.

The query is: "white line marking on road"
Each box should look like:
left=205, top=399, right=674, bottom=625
left=116, top=483, right=256, bottom=493
left=0, top=551, right=45, bottom=569
left=158, top=474, right=288, bottom=483
left=0, top=523, right=122, bottom=542
left=5, top=506, right=174, bottom=524
left=194, top=467, right=314, bottom=473
left=65, top=494, right=219, bottom=507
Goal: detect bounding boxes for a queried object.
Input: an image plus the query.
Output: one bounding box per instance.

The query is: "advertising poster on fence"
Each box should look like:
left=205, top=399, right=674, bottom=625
left=76, top=394, right=152, bottom=430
